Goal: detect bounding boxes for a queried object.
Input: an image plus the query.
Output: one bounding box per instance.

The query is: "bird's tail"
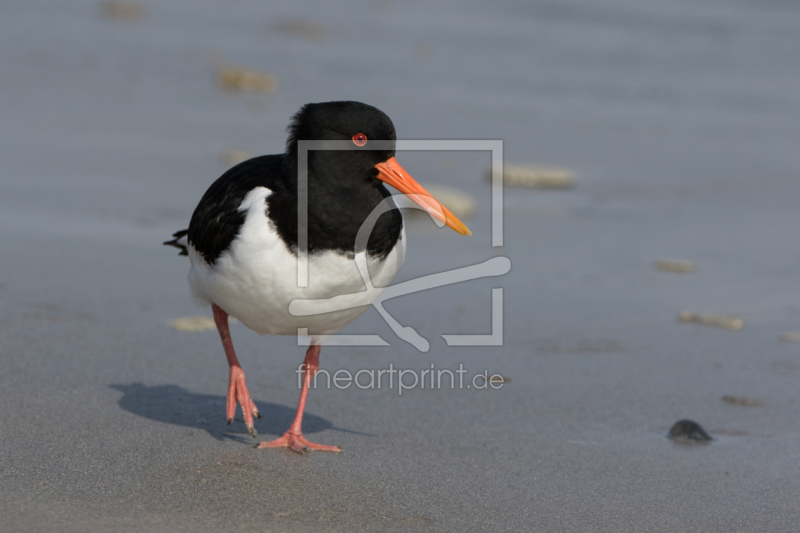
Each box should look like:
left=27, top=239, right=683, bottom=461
left=163, top=229, right=189, bottom=256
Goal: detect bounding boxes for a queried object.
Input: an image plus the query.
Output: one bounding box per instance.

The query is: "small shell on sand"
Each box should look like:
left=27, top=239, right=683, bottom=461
left=678, top=312, right=743, bottom=330
left=217, top=66, right=278, bottom=93
left=722, top=395, right=764, bottom=407
left=489, top=165, right=575, bottom=189
left=408, top=185, right=477, bottom=220
left=99, top=1, right=144, bottom=21
left=169, top=316, right=237, bottom=332
left=779, top=332, right=800, bottom=343
left=221, top=150, right=254, bottom=167
left=655, top=259, right=695, bottom=273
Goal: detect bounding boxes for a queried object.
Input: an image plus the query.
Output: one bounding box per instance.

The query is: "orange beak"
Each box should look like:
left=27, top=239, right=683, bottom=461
left=374, top=157, right=472, bottom=236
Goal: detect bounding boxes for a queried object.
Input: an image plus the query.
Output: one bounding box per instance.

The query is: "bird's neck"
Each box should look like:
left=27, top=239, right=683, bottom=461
left=270, top=160, right=402, bottom=258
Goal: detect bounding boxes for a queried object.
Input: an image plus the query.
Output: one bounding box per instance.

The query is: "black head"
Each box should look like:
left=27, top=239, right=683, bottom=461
left=283, top=101, right=397, bottom=187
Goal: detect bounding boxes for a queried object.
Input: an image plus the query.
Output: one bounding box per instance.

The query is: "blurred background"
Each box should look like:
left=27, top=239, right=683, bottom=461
left=2, top=0, right=800, bottom=530
left=4, top=0, right=798, bottom=240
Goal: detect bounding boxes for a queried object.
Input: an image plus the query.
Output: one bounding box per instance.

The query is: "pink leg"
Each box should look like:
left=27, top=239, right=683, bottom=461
left=257, top=344, right=341, bottom=454
left=212, top=303, right=260, bottom=437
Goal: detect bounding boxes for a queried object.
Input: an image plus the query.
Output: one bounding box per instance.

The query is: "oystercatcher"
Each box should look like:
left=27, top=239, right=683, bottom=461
left=165, top=101, right=470, bottom=453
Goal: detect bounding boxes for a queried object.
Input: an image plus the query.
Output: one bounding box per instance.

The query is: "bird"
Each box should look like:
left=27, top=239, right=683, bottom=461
left=165, top=101, right=470, bottom=453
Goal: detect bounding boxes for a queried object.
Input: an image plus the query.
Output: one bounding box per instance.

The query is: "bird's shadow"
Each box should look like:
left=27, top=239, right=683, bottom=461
left=109, top=383, right=370, bottom=443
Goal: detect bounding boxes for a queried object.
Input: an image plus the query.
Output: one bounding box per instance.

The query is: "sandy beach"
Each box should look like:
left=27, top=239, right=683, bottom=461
left=2, top=0, right=800, bottom=530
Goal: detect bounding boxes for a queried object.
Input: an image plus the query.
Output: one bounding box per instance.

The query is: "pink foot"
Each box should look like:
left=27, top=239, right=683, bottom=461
left=227, top=365, right=260, bottom=437
left=257, top=431, right=341, bottom=454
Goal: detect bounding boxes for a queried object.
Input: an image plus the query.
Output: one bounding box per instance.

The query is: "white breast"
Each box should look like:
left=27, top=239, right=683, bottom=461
left=187, top=187, right=405, bottom=341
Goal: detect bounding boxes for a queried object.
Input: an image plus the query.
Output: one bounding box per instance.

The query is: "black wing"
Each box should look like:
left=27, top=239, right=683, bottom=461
left=187, top=154, right=286, bottom=265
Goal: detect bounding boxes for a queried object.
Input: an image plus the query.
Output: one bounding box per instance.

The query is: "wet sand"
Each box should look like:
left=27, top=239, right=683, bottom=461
left=2, top=0, right=800, bottom=531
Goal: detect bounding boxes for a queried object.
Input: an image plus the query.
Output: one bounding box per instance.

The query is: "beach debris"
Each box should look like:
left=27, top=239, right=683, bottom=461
left=271, top=18, right=325, bottom=41
left=668, top=419, right=712, bottom=443
left=169, top=316, right=237, bottom=332
left=217, top=66, right=278, bottom=93
left=221, top=150, right=254, bottom=168
left=655, top=259, right=695, bottom=273
left=489, top=165, right=575, bottom=189
left=678, top=311, right=743, bottom=331
left=99, top=1, right=144, bottom=21
left=722, top=395, right=764, bottom=407
left=406, top=185, right=477, bottom=220
left=779, top=332, right=800, bottom=343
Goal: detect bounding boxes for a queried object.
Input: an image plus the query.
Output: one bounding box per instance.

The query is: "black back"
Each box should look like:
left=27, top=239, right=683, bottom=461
left=187, top=155, right=285, bottom=264
left=183, top=102, right=403, bottom=265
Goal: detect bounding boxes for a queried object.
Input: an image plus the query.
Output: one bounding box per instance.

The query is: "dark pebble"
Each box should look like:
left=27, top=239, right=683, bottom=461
left=668, top=419, right=712, bottom=443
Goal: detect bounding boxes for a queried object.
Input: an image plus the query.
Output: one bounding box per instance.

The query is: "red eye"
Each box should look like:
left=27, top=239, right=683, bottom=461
left=352, top=133, right=368, bottom=146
